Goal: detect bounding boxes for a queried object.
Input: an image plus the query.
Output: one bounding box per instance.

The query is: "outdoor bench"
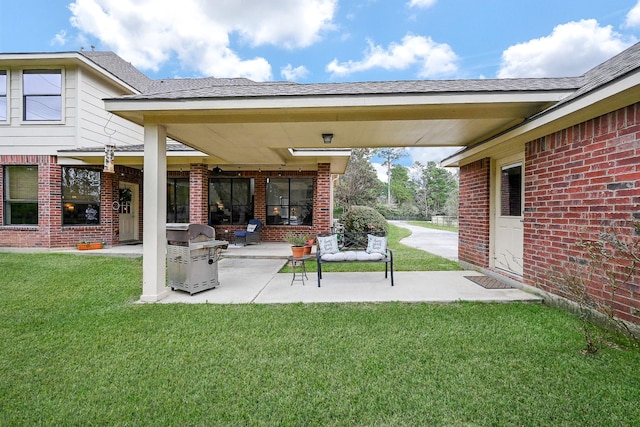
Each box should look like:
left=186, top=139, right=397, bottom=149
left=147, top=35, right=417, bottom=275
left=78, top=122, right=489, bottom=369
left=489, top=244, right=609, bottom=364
left=316, top=231, right=394, bottom=287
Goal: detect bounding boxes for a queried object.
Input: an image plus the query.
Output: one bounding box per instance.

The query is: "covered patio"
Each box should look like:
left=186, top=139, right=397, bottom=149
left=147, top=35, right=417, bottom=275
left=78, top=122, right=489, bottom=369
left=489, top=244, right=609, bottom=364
left=103, top=78, right=577, bottom=301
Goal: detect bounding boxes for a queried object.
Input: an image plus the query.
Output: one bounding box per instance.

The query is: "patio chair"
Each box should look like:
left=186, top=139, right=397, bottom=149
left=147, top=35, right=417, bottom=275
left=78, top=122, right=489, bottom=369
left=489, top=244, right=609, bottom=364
left=234, top=219, right=262, bottom=246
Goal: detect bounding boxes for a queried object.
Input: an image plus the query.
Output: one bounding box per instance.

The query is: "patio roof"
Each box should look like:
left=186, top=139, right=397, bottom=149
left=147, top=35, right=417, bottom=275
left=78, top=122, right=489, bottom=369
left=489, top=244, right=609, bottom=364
left=102, top=75, right=580, bottom=169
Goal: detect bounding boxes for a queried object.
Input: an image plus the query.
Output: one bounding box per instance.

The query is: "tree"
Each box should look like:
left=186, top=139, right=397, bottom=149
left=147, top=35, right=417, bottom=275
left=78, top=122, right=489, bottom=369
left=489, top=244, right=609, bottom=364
left=377, top=148, right=408, bottom=205
left=334, top=148, right=381, bottom=212
left=390, top=165, right=413, bottom=205
left=413, top=161, right=458, bottom=218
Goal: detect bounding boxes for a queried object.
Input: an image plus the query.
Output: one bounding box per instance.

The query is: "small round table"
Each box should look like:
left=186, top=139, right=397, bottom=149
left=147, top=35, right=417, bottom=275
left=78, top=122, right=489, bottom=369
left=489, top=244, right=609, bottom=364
left=287, top=255, right=314, bottom=285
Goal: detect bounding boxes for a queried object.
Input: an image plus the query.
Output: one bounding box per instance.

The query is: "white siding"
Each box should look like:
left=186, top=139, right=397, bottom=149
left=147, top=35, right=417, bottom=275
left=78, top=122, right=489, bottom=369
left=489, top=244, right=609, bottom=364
left=77, top=68, right=143, bottom=149
left=0, top=66, right=77, bottom=155
left=0, top=61, right=143, bottom=156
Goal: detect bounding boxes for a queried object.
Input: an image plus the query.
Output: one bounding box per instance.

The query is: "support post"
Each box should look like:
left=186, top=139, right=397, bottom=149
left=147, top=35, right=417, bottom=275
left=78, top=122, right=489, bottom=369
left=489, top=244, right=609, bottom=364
left=140, top=124, right=169, bottom=302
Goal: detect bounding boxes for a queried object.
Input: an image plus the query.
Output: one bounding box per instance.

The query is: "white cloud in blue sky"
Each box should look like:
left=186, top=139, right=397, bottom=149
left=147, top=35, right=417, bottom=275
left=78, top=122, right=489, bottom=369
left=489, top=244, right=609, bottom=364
left=498, top=19, right=635, bottom=78
left=327, top=35, right=459, bottom=79
left=407, top=0, right=437, bottom=9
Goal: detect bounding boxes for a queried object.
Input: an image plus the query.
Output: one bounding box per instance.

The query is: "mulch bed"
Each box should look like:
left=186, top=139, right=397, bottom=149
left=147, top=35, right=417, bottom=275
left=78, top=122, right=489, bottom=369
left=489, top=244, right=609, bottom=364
left=464, top=275, right=513, bottom=289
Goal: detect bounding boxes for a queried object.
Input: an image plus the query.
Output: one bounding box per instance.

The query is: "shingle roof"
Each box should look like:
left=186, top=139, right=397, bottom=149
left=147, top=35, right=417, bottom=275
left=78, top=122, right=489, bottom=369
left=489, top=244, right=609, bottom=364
left=86, top=43, right=640, bottom=103
left=557, top=41, right=640, bottom=105
left=80, top=51, right=153, bottom=93
left=59, top=142, right=195, bottom=153
left=120, top=76, right=583, bottom=100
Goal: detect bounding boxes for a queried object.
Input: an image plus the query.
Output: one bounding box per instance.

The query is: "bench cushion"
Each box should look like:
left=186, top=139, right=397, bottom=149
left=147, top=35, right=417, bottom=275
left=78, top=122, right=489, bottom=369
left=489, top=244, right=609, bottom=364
left=320, top=251, right=384, bottom=262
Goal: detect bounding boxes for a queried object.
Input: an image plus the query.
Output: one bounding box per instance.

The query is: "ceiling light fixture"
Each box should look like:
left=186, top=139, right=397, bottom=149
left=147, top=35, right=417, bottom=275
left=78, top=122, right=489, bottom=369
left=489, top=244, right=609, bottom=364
left=322, top=133, right=333, bottom=144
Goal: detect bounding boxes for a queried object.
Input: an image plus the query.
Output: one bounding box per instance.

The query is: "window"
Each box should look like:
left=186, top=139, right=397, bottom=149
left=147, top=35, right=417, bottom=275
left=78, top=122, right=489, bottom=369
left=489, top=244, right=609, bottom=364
left=3, top=166, right=38, bottom=225
left=62, top=167, right=101, bottom=225
left=23, top=69, right=62, bottom=121
left=266, top=178, right=313, bottom=226
left=209, top=178, right=254, bottom=225
left=167, top=178, right=189, bottom=223
left=0, top=70, right=6, bottom=121
left=500, top=164, right=522, bottom=217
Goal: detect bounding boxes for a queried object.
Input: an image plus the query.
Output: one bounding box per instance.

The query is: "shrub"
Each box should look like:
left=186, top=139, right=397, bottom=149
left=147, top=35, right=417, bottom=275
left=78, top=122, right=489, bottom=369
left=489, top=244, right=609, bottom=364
left=341, top=205, right=388, bottom=233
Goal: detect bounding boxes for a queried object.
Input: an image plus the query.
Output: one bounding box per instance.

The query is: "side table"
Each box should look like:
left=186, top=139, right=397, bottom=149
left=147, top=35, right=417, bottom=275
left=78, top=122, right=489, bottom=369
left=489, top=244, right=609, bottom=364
left=287, top=255, right=313, bottom=285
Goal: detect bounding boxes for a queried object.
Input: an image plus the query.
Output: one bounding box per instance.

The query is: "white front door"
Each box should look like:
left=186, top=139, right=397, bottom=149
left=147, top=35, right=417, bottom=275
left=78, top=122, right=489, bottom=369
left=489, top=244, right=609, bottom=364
left=494, top=159, right=524, bottom=276
left=118, top=182, right=138, bottom=242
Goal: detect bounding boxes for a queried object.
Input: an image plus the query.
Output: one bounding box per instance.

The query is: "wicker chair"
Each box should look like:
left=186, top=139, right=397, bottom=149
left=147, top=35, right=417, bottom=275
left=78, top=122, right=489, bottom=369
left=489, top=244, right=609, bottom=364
left=234, top=219, right=262, bottom=246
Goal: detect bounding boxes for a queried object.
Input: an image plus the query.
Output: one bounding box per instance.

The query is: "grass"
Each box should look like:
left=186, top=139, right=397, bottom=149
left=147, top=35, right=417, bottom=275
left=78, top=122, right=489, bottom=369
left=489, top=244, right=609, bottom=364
left=1, top=253, right=640, bottom=426
left=281, top=223, right=461, bottom=273
left=407, top=220, right=459, bottom=233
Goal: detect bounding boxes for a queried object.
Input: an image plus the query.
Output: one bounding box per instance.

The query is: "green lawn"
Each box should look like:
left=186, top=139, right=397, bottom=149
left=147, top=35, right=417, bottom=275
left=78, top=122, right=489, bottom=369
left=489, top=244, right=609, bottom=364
left=1, top=253, right=639, bottom=426
left=407, top=220, right=459, bottom=233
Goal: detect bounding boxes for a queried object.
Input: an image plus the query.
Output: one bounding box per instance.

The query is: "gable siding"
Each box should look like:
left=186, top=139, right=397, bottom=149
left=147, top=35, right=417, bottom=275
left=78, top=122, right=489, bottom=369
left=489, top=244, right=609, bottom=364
left=77, top=68, right=143, bottom=149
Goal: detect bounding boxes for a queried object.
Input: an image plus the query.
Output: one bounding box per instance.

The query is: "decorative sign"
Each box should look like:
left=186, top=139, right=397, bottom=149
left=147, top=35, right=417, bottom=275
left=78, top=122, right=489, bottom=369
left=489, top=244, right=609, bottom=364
left=103, top=144, right=115, bottom=173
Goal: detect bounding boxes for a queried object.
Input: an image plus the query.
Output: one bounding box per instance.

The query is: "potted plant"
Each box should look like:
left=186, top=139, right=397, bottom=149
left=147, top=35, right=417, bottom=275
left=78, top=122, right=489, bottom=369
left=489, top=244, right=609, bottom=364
left=88, top=241, right=104, bottom=250
left=303, top=234, right=315, bottom=255
left=77, top=241, right=90, bottom=250
left=284, top=232, right=307, bottom=258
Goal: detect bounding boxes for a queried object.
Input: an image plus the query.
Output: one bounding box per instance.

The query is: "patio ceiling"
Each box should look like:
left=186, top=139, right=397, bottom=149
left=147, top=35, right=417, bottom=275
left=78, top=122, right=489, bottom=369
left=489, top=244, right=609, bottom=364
left=104, top=88, right=575, bottom=171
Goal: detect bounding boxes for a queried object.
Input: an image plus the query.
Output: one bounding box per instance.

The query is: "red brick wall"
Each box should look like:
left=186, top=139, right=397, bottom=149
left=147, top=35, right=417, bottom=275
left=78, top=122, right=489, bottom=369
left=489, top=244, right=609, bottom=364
left=458, top=158, right=491, bottom=268
left=525, top=103, right=640, bottom=324
left=0, top=156, right=117, bottom=248
left=0, top=158, right=331, bottom=248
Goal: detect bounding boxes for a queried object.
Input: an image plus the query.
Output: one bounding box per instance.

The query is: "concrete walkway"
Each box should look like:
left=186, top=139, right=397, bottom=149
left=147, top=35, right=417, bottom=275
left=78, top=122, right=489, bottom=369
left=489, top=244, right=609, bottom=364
left=390, top=220, right=458, bottom=261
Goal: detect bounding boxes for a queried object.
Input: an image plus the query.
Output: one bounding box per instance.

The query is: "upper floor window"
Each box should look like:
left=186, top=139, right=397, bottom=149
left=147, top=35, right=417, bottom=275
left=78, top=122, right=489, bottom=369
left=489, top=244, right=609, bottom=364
left=167, top=178, right=190, bottom=223
left=266, top=178, right=313, bottom=226
left=209, top=178, right=254, bottom=225
left=23, top=69, right=62, bottom=121
left=3, top=166, right=39, bottom=225
left=62, top=167, right=101, bottom=225
left=0, top=70, right=6, bottom=121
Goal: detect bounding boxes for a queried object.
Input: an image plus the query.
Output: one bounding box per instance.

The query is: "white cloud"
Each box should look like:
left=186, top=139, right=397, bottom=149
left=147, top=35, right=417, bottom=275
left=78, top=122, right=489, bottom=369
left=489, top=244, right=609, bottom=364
left=68, top=0, right=337, bottom=80
left=51, top=30, right=67, bottom=46
left=497, top=19, right=633, bottom=78
left=281, top=64, right=309, bottom=81
left=408, top=147, right=462, bottom=165
left=407, top=0, right=437, bottom=8
left=327, top=34, right=458, bottom=78
left=372, top=162, right=387, bottom=182
left=624, top=1, right=640, bottom=28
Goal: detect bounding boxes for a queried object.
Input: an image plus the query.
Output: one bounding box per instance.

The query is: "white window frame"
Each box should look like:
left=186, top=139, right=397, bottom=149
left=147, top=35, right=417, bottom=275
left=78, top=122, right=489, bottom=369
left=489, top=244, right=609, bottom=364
left=0, top=69, right=8, bottom=123
left=21, top=68, right=65, bottom=124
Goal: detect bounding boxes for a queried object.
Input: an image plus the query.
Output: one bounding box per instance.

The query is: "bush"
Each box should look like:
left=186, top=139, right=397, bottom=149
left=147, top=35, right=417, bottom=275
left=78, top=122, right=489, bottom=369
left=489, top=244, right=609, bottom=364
left=341, top=205, right=388, bottom=233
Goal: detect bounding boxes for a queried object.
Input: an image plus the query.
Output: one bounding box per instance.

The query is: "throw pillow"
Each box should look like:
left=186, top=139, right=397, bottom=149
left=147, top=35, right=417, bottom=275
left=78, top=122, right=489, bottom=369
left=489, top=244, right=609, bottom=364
left=247, top=223, right=257, bottom=232
left=317, top=234, right=339, bottom=255
left=366, top=234, right=387, bottom=254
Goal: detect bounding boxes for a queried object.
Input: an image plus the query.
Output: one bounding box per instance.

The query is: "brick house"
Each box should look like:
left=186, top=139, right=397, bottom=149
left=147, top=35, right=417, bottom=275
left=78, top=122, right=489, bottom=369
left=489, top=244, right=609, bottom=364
left=0, top=51, right=349, bottom=252
left=442, top=44, right=640, bottom=325
left=1, top=45, right=639, bottom=309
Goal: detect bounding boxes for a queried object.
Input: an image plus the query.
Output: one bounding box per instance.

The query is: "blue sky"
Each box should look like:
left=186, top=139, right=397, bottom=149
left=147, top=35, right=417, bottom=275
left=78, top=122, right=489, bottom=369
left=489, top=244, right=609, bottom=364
left=2, top=0, right=640, bottom=168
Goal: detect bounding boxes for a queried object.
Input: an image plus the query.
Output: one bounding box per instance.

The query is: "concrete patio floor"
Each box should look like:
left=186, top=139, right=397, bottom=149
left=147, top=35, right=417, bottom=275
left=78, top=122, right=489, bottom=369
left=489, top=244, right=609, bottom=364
left=159, top=256, right=542, bottom=304
left=61, top=239, right=541, bottom=305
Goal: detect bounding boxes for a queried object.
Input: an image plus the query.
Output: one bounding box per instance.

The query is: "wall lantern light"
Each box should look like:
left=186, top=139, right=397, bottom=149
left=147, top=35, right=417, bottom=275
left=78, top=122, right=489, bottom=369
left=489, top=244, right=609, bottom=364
left=322, top=133, right=333, bottom=144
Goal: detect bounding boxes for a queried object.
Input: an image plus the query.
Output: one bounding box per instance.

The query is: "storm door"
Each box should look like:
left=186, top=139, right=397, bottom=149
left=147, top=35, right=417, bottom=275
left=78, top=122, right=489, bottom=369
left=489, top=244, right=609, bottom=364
left=494, top=160, right=524, bottom=275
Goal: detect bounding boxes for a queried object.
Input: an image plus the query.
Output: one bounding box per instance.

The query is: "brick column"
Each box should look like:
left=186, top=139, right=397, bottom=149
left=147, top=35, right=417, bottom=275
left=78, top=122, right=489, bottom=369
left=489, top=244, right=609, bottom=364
left=189, top=163, right=209, bottom=224
left=315, top=163, right=332, bottom=234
